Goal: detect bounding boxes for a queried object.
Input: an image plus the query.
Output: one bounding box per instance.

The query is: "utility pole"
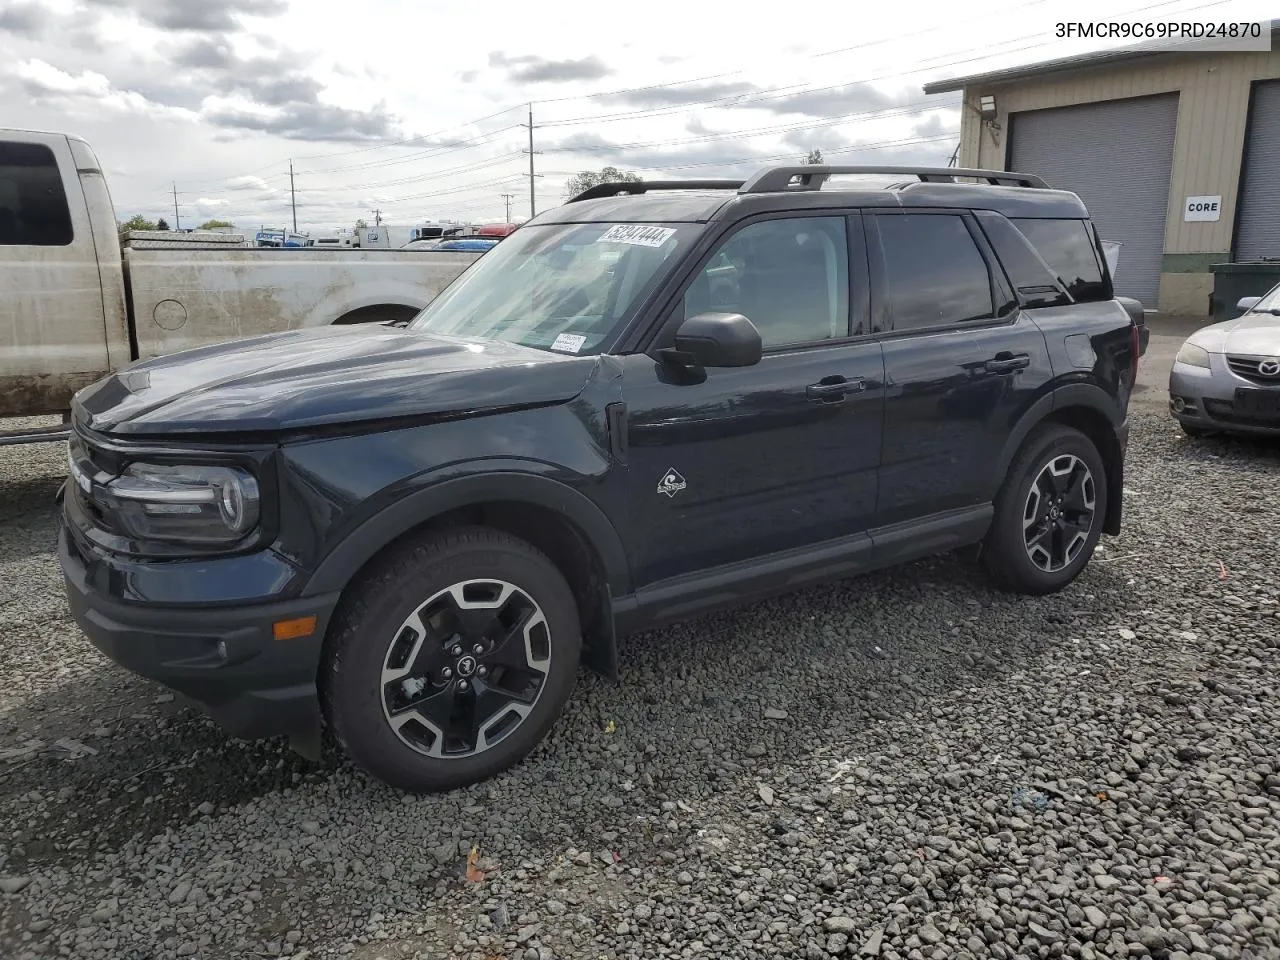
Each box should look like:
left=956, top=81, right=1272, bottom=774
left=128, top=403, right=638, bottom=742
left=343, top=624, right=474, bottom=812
left=371, top=209, right=383, bottom=226
left=501, top=193, right=515, bottom=221
left=521, top=103, right=543, bottom=219
left=947, top=141, right=961, bottom=167
left=289, top=160, right=297, bottom=232
left=172, top=182, right=180, bottom=230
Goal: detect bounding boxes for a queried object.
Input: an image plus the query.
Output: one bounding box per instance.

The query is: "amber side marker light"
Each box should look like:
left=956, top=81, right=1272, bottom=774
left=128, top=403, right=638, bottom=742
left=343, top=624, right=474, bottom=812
left=273, top=616, right=317, bottom=641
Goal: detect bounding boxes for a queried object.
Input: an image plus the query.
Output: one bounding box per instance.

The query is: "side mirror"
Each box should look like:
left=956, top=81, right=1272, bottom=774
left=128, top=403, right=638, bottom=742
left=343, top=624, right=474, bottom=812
left=1237, top=296, right=1261, bottom=313
left=667, top=312, right=762, bottom=368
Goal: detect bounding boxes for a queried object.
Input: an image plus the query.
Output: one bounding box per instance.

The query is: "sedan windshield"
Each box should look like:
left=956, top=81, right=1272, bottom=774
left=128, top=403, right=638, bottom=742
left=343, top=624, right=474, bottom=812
left=409, top=221, right=698, bottom=354
left=1249, top=283, right=1280, bottom=315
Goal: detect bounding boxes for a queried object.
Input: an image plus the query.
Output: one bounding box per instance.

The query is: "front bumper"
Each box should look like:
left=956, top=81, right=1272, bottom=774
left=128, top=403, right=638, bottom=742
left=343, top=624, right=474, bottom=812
left=1169, top=359, right=1280, bottom=437
left=58, top=525, right=340, bottom=740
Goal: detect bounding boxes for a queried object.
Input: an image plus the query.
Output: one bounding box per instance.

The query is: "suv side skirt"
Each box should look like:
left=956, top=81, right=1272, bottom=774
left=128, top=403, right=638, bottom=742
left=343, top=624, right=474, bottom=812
left=613, top=504, right=991, bottom=637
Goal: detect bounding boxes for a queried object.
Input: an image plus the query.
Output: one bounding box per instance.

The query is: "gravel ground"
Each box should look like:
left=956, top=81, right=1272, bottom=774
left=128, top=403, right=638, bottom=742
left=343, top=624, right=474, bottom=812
left=1, top=408, right=1278, bottom=960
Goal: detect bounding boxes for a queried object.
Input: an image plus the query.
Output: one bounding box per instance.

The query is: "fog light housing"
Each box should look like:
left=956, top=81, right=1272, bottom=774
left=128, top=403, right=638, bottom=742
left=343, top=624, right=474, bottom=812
left=1172, top=396, right=1187, bottom=413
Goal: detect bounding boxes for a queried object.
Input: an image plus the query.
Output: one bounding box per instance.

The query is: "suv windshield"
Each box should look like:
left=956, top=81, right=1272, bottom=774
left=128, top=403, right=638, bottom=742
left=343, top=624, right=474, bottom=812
left=409, top=221, right=698, bottom=354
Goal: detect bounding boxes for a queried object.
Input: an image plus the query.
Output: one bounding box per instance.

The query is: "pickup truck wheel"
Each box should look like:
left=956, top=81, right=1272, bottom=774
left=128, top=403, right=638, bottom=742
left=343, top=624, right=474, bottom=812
left=982, top=424, right=1108, bottom=596
left=321, top=526, right=581, bottom=793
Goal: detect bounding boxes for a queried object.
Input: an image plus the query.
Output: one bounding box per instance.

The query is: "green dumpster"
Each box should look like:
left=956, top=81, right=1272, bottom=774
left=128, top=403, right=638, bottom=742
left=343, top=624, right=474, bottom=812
left=1210, top=261, right=1280, bottom=322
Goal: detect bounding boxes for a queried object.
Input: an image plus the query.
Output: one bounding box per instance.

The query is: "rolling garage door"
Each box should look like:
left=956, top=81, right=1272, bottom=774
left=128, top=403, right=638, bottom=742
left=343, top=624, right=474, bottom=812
left=1235, top=81, right=1280, bottom=262
left=1009, top=93, right=1179, bottom=307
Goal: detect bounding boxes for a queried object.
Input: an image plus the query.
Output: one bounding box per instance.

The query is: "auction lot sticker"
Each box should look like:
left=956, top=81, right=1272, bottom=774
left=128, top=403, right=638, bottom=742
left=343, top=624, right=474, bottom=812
left=596, top=225, right=677, bottom=247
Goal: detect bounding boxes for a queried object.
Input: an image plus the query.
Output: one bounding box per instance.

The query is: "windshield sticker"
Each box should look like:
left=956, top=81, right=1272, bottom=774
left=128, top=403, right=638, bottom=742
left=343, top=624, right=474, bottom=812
left=596, top=224, right=677, bottom=248
left=551, top=333, right=587, bottom=353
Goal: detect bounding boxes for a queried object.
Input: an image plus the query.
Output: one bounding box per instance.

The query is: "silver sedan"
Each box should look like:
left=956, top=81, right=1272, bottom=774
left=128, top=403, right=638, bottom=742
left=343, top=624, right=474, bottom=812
left=1169, top=281, right=1280, bottom=438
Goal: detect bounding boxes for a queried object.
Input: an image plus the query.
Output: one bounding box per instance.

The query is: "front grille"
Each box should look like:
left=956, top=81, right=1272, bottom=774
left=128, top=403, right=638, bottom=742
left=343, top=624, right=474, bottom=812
left=1226, top=355, right=1280, bottom=385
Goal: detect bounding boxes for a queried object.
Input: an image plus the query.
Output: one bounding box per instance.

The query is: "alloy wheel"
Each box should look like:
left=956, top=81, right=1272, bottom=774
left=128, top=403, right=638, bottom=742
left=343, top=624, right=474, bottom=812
left=1022, top=453, right=1096, bottom=573
left=380, top=579, right=551, bottom=759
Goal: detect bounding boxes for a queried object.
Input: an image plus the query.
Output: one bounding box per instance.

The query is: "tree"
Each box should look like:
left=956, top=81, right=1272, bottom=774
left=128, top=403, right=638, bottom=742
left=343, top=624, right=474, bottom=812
left=354, top=218, right=368, bottom=230
left=156, top=218, right=170, bottom=231
left=119, top=214, right=158, bottom=234
left=199, top=219, right=233, bottom=229
left=564, top=166, right=642, bottom=200
left=802, top=149, right=823, bottom=165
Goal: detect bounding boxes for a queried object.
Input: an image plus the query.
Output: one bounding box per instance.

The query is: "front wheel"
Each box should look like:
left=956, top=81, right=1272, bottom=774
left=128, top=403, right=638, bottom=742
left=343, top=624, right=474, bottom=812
left=982, top=424, right=1108, bottom=595
left=321, top=526, right=582, bottom=793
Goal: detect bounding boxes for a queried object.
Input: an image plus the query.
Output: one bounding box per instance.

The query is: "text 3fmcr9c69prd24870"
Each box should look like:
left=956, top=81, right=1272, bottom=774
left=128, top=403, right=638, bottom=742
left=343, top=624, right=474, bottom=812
left=58, top=165, right=1144, bottom=793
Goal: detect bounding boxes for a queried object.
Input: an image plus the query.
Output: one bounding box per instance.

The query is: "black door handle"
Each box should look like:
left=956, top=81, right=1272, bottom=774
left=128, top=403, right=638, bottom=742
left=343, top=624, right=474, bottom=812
left=806, top=376, right=866, bottom=402
left=984, top=352, right=1031, bottom=373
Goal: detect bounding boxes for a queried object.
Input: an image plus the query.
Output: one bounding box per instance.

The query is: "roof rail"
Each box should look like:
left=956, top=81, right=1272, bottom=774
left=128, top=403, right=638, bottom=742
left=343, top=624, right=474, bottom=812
left=568, top=179, right=745, bottom=203
left=739, top=165, right=1049, bottom=193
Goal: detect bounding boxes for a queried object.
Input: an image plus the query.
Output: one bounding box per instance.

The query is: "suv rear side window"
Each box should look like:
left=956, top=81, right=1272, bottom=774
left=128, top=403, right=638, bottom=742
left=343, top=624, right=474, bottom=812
left=683, top=216, right=850, bottom=348
left=1011, top=218, right=1105, bottom=302
left=877, top=213, right=994, bottom=330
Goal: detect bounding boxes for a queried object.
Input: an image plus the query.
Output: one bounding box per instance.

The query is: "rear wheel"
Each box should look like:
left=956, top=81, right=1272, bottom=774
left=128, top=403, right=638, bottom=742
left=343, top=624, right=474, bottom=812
left=321, top=526, right=581, bottom=793
left=982, top=424, right=1108, bottom=595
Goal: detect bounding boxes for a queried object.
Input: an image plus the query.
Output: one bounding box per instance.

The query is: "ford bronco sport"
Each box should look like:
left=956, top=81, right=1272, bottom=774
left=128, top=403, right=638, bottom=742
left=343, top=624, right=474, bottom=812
left=59, top=165, right=1140, bottom=793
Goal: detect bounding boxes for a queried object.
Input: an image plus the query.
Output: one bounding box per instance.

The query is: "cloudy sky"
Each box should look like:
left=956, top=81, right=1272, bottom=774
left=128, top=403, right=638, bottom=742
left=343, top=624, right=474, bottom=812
left=0, top=0, right=1271, bottom=231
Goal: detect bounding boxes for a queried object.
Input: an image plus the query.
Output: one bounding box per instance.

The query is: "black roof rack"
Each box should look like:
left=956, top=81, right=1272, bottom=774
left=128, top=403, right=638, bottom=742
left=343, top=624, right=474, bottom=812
left=739, top=165, right=1049, bottom=193
left=568, top=179, right=745, bottom=203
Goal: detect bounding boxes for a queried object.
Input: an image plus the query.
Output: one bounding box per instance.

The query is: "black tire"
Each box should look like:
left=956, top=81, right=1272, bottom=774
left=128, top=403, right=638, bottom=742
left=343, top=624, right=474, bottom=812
left=321, top=525, right=582, bottom=793
left=982, top=424, right=1108, bottom=596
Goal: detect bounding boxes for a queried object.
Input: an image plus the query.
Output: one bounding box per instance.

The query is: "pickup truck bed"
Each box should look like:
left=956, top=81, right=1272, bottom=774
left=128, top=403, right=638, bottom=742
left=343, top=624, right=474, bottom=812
left=0, top=127, right=481, bottom=443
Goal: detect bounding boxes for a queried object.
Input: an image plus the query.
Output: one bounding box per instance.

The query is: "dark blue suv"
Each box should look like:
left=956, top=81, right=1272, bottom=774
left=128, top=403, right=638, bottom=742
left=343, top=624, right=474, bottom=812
left=58, top=165, right=1141, bottom=793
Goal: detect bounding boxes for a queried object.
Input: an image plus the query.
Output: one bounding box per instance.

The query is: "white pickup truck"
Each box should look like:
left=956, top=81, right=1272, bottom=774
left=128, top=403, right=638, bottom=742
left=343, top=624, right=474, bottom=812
left=0, top=128, right=481, bottom=444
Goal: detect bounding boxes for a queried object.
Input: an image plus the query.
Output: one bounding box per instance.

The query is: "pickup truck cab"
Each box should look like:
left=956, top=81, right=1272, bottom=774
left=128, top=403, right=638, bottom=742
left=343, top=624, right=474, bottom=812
left=58, top=165, right=1139, bottom=794
left=0, top=129, right=478, bottom=443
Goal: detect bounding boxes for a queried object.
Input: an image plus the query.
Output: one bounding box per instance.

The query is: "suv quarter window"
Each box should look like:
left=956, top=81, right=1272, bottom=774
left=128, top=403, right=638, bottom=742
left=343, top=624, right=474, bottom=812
left=1009, top=217, right=1107, bottom=302
left=974, top=211, right=1073, bottom=310
left=679, top=215, right=852, bottom=349
left=872, top=212, right=998, bottom=332
left=0, top=140, right=74, bottom=247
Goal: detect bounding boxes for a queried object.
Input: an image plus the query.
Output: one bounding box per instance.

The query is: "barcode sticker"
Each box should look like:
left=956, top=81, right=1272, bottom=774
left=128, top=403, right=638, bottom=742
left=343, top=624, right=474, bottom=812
left=551, top=333, right=587, bottom=353
left=596, top=224, right=677, bottom=248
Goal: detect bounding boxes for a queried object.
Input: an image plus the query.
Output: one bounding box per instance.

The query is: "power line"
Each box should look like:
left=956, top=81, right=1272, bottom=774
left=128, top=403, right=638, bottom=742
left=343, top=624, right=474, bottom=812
left=545, top=100, right=959, bottom=156
left=536, top=0, right=1211, bottom=128
left=174, top=5, right=1038, bottom=187
left=164, top=0, right=1223, bottom=217
left=530, top=0, right=1052, bottom=107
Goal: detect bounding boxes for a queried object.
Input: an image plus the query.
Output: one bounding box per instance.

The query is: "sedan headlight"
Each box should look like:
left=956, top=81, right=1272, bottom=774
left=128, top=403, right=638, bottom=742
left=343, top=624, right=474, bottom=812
left=107, top=463, right=260, bottom=544
left=1175, top=342, right=1211, bottom=368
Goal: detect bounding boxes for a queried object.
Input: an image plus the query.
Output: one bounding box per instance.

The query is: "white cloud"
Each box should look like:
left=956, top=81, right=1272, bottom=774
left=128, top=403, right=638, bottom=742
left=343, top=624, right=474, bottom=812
left=225, top=175, right=274, bottom=192
left=11, top=58, right=199, bottom=120
left=9, top=0, right=1260, bottom=229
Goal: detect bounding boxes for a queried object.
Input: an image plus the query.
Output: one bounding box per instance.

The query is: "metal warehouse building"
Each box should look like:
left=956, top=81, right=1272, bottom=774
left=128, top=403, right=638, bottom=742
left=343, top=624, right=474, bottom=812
left=923, top=23, right=1280, bottom=316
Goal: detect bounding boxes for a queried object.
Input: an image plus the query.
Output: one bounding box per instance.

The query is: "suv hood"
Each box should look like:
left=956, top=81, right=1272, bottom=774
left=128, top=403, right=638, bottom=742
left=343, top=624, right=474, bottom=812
left=1191, top=311, right=1280, bottom=355
left=75, top=325, right=599, bottom=436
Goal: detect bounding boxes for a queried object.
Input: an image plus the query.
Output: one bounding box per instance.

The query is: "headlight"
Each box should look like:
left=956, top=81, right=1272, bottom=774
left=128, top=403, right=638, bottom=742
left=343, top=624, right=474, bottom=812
left=1175, top=342, right=1211, bottom=368
left=107, top=463, right=260, bottom=544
